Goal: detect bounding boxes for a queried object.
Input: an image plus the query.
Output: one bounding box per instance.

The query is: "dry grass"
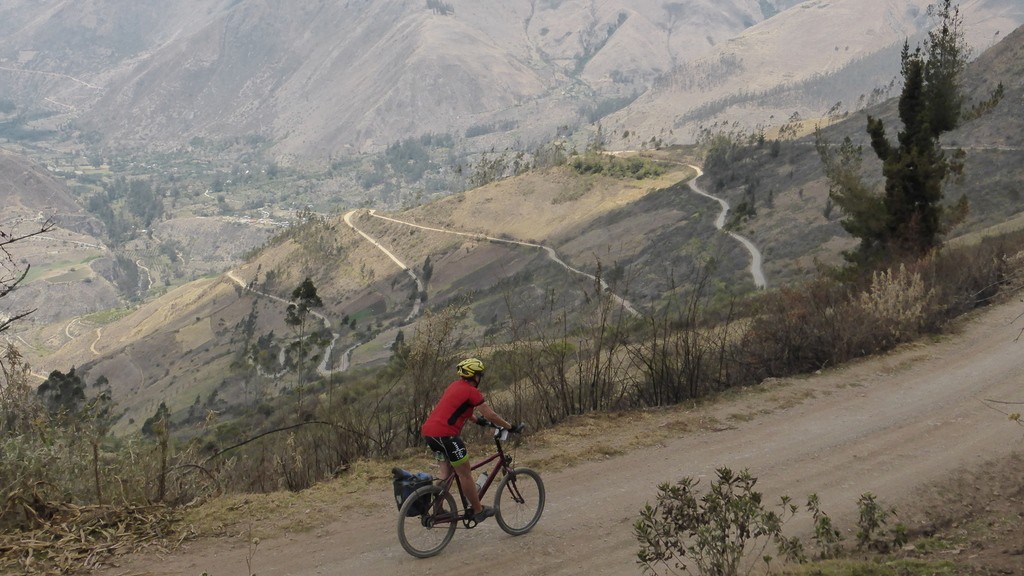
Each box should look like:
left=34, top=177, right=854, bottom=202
left=394, top=161, right=694, bottom=259
left=0, top=501, right=187, bottom=575
left=176, top=372, right=821, bottom=541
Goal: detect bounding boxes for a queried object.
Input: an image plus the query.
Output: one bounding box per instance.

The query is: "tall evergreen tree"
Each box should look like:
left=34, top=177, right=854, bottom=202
left=819, top=1, right=990, bottom=267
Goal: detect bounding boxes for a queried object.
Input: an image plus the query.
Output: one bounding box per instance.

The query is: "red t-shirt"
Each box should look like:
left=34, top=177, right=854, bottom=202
left=421, top=378, right=485, bottom=437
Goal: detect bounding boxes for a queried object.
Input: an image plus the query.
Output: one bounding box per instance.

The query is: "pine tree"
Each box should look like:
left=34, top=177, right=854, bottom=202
left=818, top=1, right=993, bottom=267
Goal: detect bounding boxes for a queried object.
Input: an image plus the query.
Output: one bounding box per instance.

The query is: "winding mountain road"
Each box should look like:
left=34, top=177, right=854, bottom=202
left=225, top=270, right=346, bottom=377
left=226, top=162, right=764, bottom=381
left=347, top=209, right=640, bottom=317
left=686, top=166, right=766, bottom=289
left=343, top=210, right=425, bottom=322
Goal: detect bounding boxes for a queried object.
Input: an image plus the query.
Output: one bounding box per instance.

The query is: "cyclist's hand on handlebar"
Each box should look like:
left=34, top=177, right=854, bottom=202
left=510, top=422, right=526, bottom=434
left=475, top=416, right=491, bottom=427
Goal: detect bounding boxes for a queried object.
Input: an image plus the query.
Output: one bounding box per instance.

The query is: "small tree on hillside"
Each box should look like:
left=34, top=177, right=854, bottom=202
left=37, top=367, right=86, bottom=416
left=285, top=277, right=324, bottom=416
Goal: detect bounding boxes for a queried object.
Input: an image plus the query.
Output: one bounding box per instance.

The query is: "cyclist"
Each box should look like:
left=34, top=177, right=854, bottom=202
left=421, top=357, right=521, bottom=523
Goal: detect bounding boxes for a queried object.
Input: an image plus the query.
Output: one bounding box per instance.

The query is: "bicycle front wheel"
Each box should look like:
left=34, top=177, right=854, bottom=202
left=494, top=468, right=545, bottom=535
left=397, top=484, right=458, bottom=558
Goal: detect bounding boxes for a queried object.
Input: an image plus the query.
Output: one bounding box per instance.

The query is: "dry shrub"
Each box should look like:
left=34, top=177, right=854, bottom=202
left=623, top=308, right=733, bottom=407
left=491, top=291, right=633, bottom=426
left=0, top=346, right=40, bottom=435
left=733, top=278, right=859, bottom=384
left=730, top=230, right=1024, bottom=388
left=0, top=494, right=185, bottom=575
left=923, top=231, right=1024, bottom=320
left=211, top=424, right=349, bottom=493
left=853, top=264, right=934, bottom=347
left=1, top=345, right=202, bottom=573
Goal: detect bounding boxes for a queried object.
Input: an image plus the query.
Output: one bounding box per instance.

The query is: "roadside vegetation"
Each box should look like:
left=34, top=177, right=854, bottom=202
left=635, top=468, right=938, bottom=576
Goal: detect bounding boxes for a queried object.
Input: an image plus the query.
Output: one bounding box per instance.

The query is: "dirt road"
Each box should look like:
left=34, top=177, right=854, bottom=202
left=97, top=298, right=1024, bottom=576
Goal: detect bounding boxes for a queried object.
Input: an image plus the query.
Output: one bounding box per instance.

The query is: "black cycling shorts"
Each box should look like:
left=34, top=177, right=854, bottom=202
left=426, top=436, right=470, bottom=466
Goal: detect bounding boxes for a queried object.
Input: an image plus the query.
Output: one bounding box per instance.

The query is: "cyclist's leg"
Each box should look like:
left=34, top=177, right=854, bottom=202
left=427, top=436, right=483, bottom=515
left=451, top=459, right=482, bottom=513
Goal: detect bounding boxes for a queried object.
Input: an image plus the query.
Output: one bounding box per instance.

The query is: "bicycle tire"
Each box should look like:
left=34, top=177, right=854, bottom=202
left=494, top=468, right=545, bottom=536
left=397, top=484, right=458, bottom=558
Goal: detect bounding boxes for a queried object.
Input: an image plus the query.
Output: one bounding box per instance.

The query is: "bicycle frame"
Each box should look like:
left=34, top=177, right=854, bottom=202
left=436, top=432, right=514, bottom=521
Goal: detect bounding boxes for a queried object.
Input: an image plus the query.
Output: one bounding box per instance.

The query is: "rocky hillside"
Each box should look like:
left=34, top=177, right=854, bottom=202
left=2, top=0, right=1020, bottom=164
left=690, top=22, right=1024, bottom=287
left=608, top=0, right=1024, bottom=147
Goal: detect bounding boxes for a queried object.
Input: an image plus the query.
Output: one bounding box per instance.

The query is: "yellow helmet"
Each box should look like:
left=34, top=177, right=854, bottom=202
left=455, top=358, right=485, bottom=378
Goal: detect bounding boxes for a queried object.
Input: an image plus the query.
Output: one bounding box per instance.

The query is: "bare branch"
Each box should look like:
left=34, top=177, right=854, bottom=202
left=203, top=420, right=340, bottom=464
left=0, top=218, right=57, bottom=333
left=0, top=218, right=55, bottom=250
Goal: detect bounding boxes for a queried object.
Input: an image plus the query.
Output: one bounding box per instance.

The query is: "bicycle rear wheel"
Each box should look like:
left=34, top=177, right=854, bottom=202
left=397, top=484, right=458, bottom=558
left=494, top=468, right=545, bottom=535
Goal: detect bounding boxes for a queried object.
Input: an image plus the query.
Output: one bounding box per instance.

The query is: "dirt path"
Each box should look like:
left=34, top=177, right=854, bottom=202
left=96, top=298, right=1024, bottom=576
left=686, top=166, right=766, bottom=289
left=226, top=269, right=347, bottom=377
left=358, top=208, right=640, bottom=317
left=343, top=209, right=424, bottom=322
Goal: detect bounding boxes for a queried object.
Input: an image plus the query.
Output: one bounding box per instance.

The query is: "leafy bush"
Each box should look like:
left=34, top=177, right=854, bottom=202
left=855, top=493, right=907, bottom=553
left=636, top=470, right=921, bottom=575
left=635, top=467, right=802, bottom=575
left=807, top=493, right=844, bottom=560
left=567, top=152, right=666, bottom=179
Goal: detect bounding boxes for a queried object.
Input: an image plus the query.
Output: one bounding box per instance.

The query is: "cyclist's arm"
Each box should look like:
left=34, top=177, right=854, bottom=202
left=475, top=403, right=512, bottom=429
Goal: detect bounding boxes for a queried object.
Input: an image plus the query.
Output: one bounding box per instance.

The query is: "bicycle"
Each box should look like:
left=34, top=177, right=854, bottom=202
left=397, top=422, right=545, bottom=558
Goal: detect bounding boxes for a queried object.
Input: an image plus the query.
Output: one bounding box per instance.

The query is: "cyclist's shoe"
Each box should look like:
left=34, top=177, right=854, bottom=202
left=472, top=506, right=496, bottom=523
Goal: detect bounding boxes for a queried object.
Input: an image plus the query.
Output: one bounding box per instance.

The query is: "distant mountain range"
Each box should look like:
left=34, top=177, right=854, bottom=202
left=1, top=0, right=1020, bottom=164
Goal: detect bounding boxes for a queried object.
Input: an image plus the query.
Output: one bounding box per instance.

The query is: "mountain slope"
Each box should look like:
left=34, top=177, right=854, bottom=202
left=73, top=0, right=796, bottom=158
left=31, top=160, right=702, bottom=430
left=608, top=0, right=1024, bottom=147
left=15, top=0, right=1018, bottom=163
left=30, top=20, right=1024, bottom=430
left=0, top=149, right=120, bottom=329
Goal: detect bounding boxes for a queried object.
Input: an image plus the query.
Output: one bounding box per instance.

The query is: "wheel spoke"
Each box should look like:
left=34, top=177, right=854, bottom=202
left=398, top=485, right=457, bottom=557
left=494, top=468, right=545, bottom=536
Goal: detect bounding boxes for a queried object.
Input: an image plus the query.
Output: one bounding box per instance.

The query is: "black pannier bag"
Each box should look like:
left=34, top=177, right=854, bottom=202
left=392, top=467, right=434, bottom=516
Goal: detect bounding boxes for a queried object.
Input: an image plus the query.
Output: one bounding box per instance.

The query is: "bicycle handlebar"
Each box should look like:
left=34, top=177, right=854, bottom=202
left=474, top=417, right=526, bottom=436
